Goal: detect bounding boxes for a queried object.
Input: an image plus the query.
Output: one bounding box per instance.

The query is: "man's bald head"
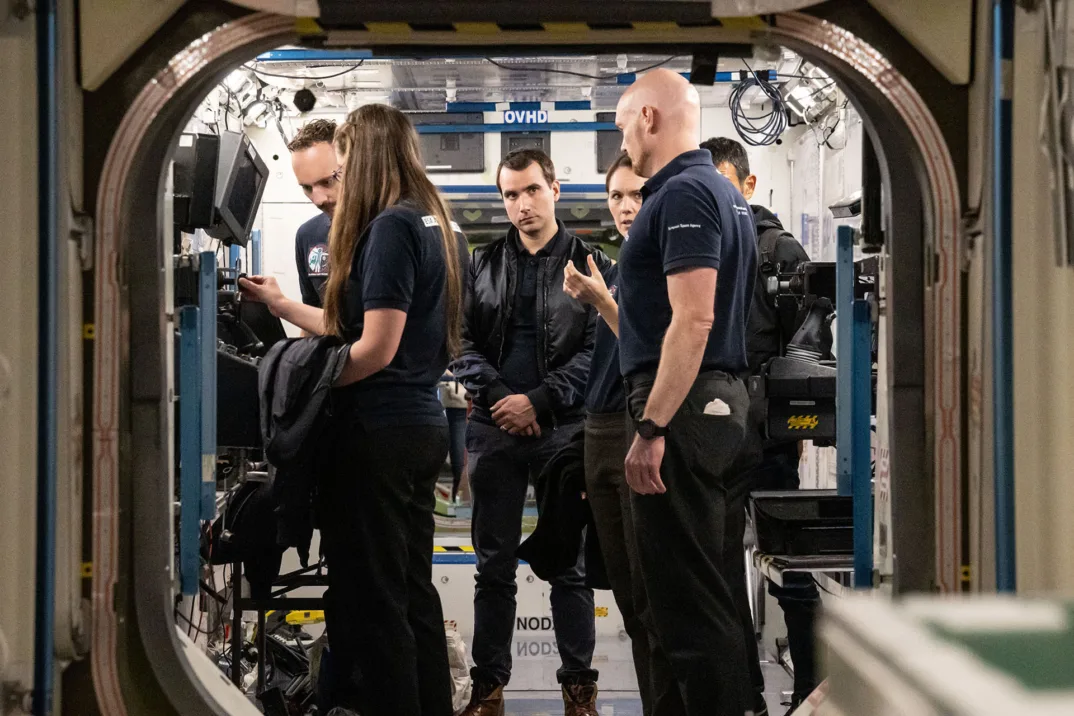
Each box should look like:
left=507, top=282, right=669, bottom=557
left=616, top=69, right=702, bottom=177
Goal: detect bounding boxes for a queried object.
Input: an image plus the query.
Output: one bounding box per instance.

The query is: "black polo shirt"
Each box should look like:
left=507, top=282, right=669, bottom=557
left=584, top=264, right=625, bottom=414
left=338, top=204, right=469, bottom=429
left=295, top=212, right=331, bottom=308
left=618, top=149, right=757, bottom=377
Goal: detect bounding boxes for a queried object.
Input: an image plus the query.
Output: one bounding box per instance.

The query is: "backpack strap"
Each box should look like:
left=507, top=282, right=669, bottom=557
left=757, top=226, right=790, bottom=276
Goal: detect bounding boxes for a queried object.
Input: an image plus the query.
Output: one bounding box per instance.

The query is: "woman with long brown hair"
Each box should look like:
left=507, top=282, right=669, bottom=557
left=239, top=103, right=467, bottom=716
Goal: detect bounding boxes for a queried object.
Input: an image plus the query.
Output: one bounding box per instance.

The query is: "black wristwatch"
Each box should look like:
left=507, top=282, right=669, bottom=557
left=635, top=419, right=669, bottom=440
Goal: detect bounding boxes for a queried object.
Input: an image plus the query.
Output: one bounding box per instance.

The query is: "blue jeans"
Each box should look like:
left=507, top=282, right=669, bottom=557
left=466, top=419, right=597, bottom=686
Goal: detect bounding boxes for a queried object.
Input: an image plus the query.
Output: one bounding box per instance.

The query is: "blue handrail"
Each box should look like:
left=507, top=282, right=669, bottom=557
left=993, top=0, right=1016, bottom=593
left=835, top=226, right=874, bottom=588
left=33, top=0, right=59, bottom=713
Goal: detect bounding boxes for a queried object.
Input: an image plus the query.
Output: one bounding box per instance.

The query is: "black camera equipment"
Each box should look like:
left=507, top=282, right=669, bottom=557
left=749, top=257, right=880, bottom=446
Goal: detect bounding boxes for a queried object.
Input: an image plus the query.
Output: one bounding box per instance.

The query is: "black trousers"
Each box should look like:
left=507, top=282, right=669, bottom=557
left=317, top=422, right=453, bottom=716
left=585, top=412, right=653, bottom=715
left=446, top=406, right=467, bottom=500
left=467, top=419, right=597, bottom=686
left=626, top=371, right=752, bottom=716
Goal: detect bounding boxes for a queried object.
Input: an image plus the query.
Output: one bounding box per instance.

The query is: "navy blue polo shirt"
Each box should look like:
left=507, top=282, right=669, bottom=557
left=295, top=212, right=330, bottom=307
left=618, top=149, right=757, bottom=377
left=339, top=204, right=469, bottom=429
left=584, top=264, right=625, bottom=414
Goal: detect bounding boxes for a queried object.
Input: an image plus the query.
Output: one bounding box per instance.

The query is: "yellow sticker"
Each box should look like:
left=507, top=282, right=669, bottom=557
left=595, top=607, right=609, bottom=618
left=787, top=415, right=819, bottom=430
left=717, top=16, right=769, bottom=31
left=294, top=18, right=323, bottom=36
left=455, top=22, right=502, bottom=35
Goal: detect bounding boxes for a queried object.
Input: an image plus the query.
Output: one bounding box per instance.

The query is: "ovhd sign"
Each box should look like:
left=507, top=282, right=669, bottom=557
left=503, top=109, right=549, bottom=124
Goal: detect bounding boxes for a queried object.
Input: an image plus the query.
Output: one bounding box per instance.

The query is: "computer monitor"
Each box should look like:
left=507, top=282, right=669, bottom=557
left=206, top=131, right=269, bottom=246
left=173, top=133, right=219, bottom=232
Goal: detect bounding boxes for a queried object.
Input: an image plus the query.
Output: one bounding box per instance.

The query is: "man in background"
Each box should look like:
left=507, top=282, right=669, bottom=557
left=287, top=119, right=339, bottom=310
left=703, top=136, right=821, bottom=716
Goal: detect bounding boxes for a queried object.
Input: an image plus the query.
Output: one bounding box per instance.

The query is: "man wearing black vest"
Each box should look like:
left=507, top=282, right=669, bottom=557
left=703, top=136, right=821, bottom=716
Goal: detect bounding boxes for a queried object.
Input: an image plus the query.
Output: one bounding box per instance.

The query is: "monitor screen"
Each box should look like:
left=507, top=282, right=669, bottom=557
left=226, top=148, right=264, bottom=235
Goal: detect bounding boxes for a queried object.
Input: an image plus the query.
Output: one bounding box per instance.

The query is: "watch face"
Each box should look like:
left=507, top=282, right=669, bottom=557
left=637, top=420, right=654, bottom=439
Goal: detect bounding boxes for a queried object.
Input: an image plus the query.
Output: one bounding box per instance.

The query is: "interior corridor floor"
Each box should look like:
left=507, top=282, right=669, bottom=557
left=479, top=635, right=794, bottom=715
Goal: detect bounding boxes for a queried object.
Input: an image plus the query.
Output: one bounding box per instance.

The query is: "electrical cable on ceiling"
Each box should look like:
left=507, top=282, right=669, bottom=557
left=728, top=61, right=787, bottom=146
left=217, top=84, right=234, bottom=133
left=244, top=60, right=366, bottom=80
left=806, top=81, right=837, bottom=99
left=483, top=55, right=683, bottom=81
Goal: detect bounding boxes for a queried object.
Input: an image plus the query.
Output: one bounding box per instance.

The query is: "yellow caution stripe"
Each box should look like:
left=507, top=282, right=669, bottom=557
left=786, top=415, right=820, bottom=431
left=433, top=545, right=476, bottom=553
left=297, top=17, right=769, bottom=36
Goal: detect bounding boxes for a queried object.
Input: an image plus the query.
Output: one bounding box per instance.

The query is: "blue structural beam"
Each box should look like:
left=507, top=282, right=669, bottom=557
left=178, top=306, right=202, bottom=596
left=850, top=300, right=874, bottom=588
left=446, top=102, right=497, bottom=113
left=835, top=226, right=856, bottom=497
left=251, top=229, right=263, bottom=275
left=446, top=100, right=594, bottom=112
left=553, top=101, right=592, bottom=111
left=33, top=0, right=59, bottom=712
left=255, top=49, right=375, bottom=62
left=416, top=121, right=617, bottom=134
left=993, top=0, right=1016, bottom=593
left=198, top=253, right=217, bottom=521
left=835, top=225, right=874, bottom=588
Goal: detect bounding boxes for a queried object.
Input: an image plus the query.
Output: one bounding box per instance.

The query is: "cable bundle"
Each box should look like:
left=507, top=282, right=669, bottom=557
left=728, top=65, right=788, bottom=147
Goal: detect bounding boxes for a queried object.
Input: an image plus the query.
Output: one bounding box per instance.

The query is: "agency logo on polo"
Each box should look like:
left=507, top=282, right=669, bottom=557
left=307, top=244, right=328, bottom=276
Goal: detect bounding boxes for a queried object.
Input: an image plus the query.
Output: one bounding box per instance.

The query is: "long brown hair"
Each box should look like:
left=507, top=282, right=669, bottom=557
left=323, top=104, right=463, bottom=356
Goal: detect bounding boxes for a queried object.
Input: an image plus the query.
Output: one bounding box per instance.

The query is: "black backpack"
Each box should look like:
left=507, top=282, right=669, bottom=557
left=747, top=226, right=810, bottom=374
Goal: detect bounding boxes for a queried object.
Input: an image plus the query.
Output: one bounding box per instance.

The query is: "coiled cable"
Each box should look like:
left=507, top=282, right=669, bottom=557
left=729, top=62, right=788, bottom=147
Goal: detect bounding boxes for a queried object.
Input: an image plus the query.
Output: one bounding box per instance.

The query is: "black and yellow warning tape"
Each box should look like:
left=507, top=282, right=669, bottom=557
left=298, top=16, right=769, bottom=38
left=433, top=545, right=476, bottom=553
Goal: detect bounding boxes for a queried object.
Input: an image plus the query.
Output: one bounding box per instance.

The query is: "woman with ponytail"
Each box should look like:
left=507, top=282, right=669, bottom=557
left=240, top=103, right=467, bottom=716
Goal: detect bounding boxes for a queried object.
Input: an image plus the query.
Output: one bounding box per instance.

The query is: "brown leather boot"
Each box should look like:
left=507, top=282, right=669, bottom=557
left=456, top=681, right=505, bottom=716
left=562, top=683, right=600, bottom=716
